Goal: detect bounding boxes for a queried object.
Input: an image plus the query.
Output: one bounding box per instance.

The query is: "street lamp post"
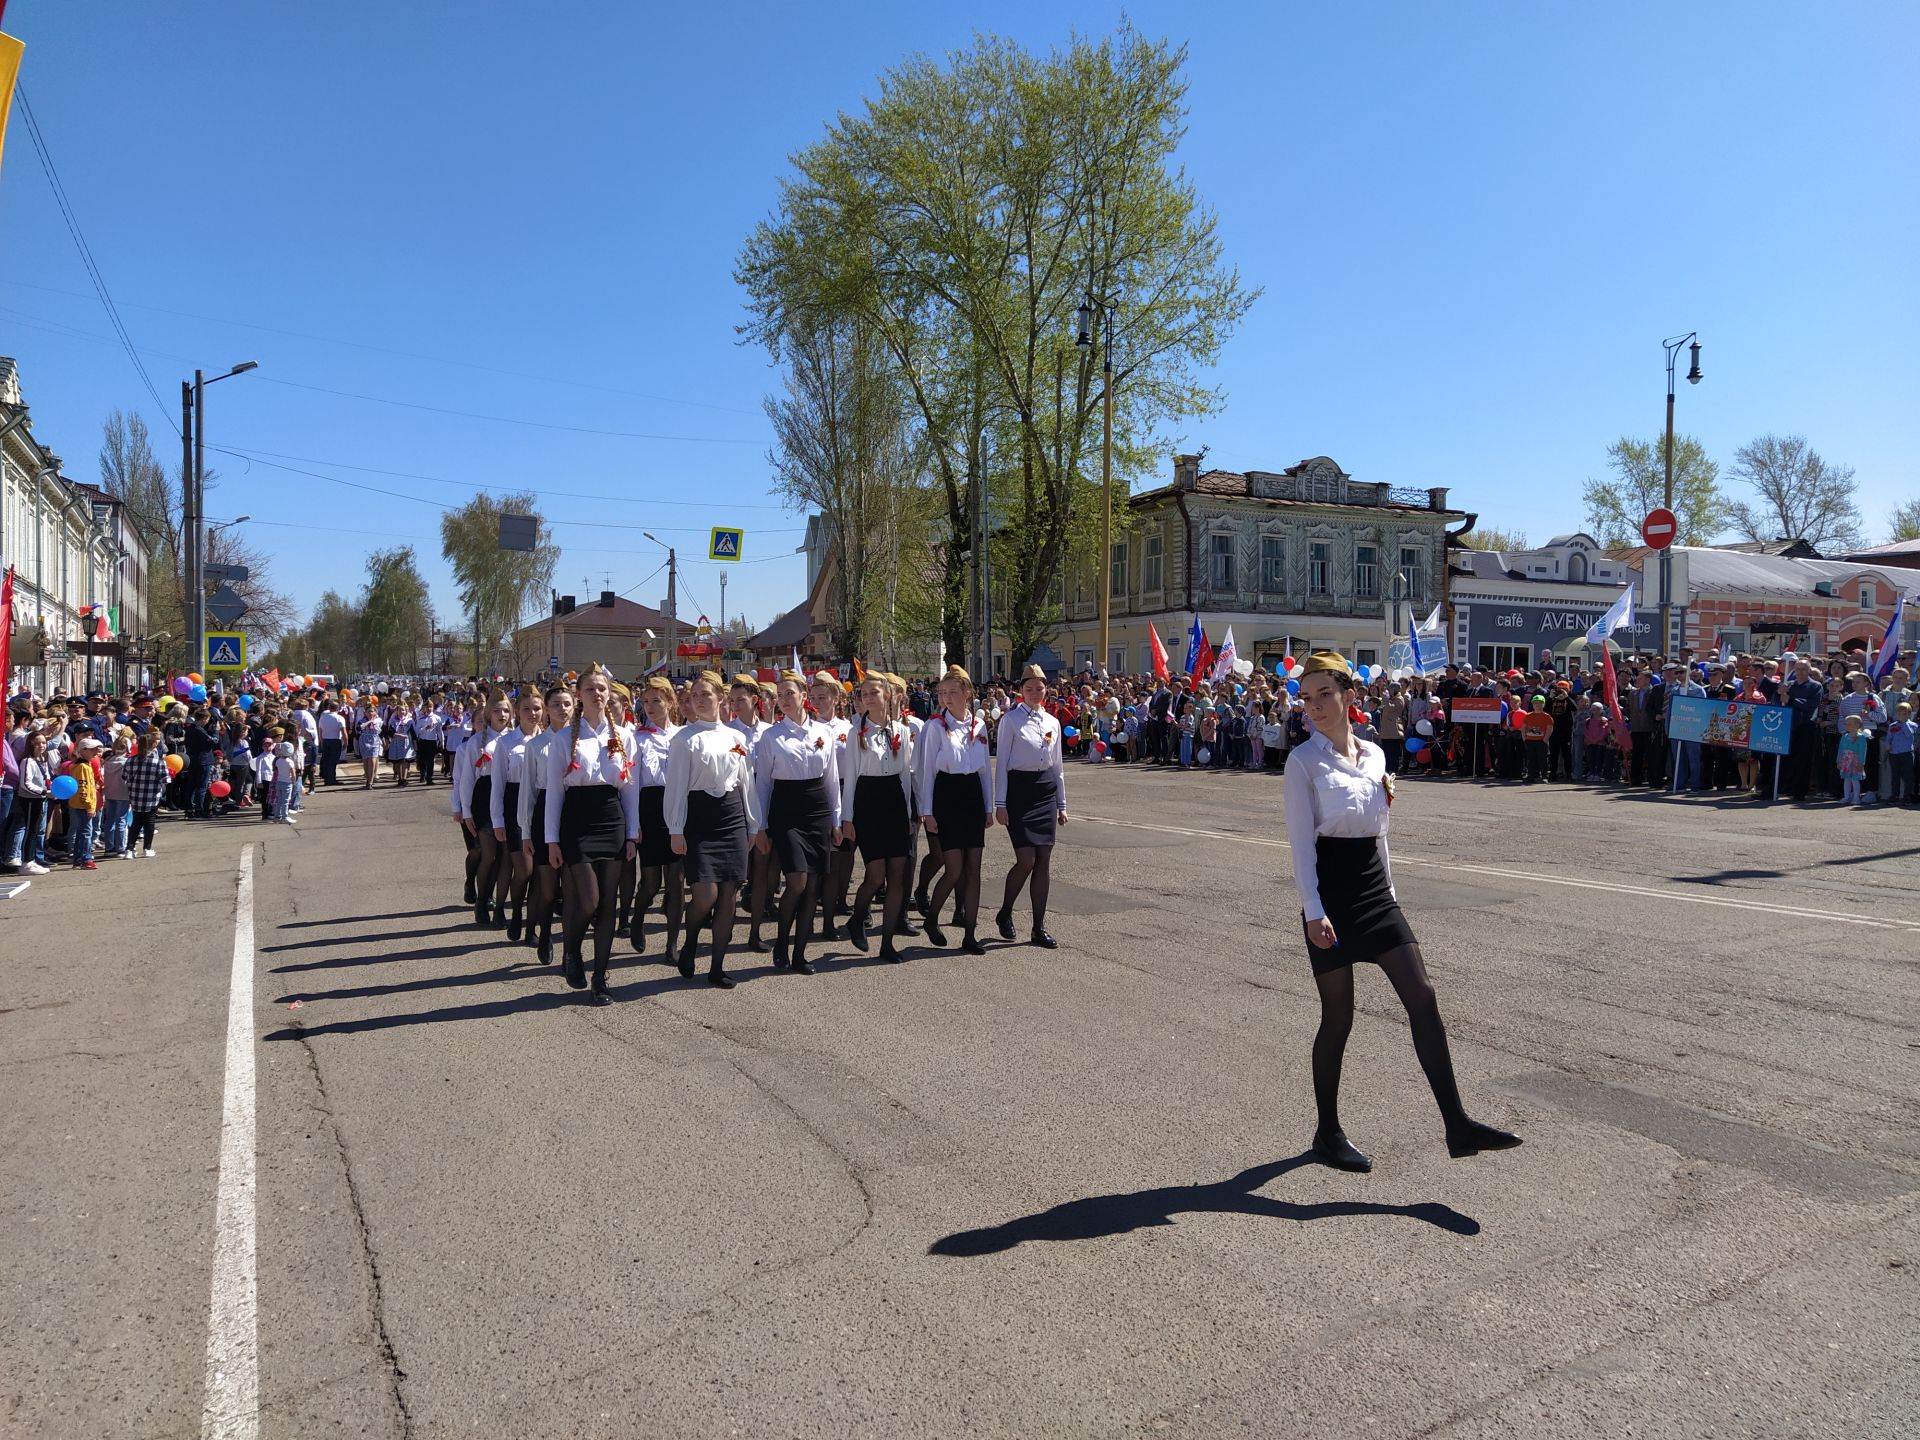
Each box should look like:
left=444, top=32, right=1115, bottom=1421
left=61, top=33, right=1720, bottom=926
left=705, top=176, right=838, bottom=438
left=185, top=361, right=258, bottom=667
left=1658, top=333, right=1702, bottom=656
left=642, top=531, right=678, bottom=676
left=1076, top=289, right=1118, bottom=677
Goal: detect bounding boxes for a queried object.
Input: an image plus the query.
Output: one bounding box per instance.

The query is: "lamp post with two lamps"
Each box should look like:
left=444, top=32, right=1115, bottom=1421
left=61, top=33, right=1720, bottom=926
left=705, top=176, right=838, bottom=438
left=1658, top=334, right=1702, bottom=654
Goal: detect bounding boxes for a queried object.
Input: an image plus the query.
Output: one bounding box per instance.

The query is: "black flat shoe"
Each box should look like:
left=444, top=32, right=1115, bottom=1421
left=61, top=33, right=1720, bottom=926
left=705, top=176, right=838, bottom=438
left=1312, top=1129, right=1372, bottom=1172
left=1030, top=929, right=1058, bottom=949
left=1446, top=1119, right=1522, bottom=1158
left=630, top=924, right=646, bottom=955
left=708, top=967, right=736, bottom=990
left=925, top=922, right=947, bottom=948
left=912, top=891, right=931, bottom=917
left=536, top=934, right=553, bottom=965
left=474, top=901, right=491, bottom=927
left=961, top=933, right=986, bottom=956
left=677, top=948, right=695, bottom=979
left=820, top=922, right=840, bottom=941
left=506, top=912, right=522, bottom=943
left=880, top=943, right=903, bottom=964
left=847, top=914, right=869, bottom=952
left=791, top=956, right=814, bottom=975
left=562, top=950, right=587, bottom=990
left=748, top=933, right=769, bottom=954
left=771, top=940, right=789, bottom=970
left=995, top=909, right=1015, bottom=941
left=894, top=916, right=918, bottom=937
left=464, top=879, right=477, bottom=904
left=588, top=989, right=612, bottom=1007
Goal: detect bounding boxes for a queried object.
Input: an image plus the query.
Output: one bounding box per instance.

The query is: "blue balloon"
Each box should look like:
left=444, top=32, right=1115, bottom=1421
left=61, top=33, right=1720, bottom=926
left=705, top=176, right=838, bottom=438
left=1063, top=726, right=1078, bottom=739
left=189, top=683, right=208, bottom=702
left=1405, top=737, right=1426, bottom=754
left=50, top=775, right=79, bottom=801
left=238, top=694, right=255, bottom=711
left=1286, top=679, right=1300, bottom=695
left=1356, top=664, right=1372, bottom=682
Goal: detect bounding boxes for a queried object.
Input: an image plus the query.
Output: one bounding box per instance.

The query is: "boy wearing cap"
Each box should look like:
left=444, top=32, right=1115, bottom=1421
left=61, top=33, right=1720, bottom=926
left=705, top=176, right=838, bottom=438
left=66, top=735, right=104, bottom=869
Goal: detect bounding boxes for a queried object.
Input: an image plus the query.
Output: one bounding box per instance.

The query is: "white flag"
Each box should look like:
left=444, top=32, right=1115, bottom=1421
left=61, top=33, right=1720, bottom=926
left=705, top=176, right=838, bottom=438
left=1211, top=626, right=1238, bottom=685
left=791, top=645, right=801, bottom=674
left=1416, top=602, right=1444, bottom=635
left=1585, top=585, right=1636, bottom=648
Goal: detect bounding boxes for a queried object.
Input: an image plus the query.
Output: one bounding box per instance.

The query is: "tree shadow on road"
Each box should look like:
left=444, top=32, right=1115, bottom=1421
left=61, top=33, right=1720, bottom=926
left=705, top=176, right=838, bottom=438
left=270, top=939, right=518, bottom=975
left=274, top=905, right=468, bottom=930
left=929, top=1155, right=1479, bottom=1257
left=263, top=924, right=481, bottom=953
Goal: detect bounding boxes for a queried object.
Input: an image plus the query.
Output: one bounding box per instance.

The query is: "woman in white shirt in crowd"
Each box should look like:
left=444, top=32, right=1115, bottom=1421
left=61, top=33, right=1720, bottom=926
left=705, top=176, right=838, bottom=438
left=627, top=676, right=683, bottom=960
left=411, top=700, right=444, bottom=788
left=728, top=674, right=778, bottom=953
left=489, top=688, right=545, bottom=944
left=749, top=670, right=843, bottom=974
left=1284, top=651, right=1520, bottom=1174
left=840, top=673, right=914, bottom=963
left=353, top=704, right=383, bottom=789
left=993, top=665, right=1068, bottom=949
left=916, top=664, right=994, bottom=955
left=808, top=670, right=858, bottom=941
left=517, top=684, right=575, bottom=965
left=455, top=693, right=513, bottom=928
left=666, top=670, right=762, bottom=989
left=386, top=702, right=416, bottom=786
left=544, top=666, right=640, bottom=1004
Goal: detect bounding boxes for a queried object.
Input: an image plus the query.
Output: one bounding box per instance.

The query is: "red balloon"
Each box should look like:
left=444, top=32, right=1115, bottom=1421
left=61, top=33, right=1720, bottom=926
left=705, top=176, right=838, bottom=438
left=209, top=780, right=232, bottom=798
left=1282, top=654, right=1296, bottom=669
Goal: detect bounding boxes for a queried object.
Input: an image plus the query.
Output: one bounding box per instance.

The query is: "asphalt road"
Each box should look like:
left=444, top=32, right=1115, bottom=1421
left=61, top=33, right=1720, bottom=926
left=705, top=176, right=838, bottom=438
left=4, top=762, right=1917, bottom=1438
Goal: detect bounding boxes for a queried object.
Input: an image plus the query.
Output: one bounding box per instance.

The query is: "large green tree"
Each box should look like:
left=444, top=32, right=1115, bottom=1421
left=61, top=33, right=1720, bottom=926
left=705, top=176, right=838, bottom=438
left=1890, top=498, right=1920, bottom=543
left=358, top=546, right=431, bottom=672
left=738, top=24, right=1257, bottom=665
left=438, top=493, right=558, bottom=674
left=1582, top=435, right=1729, bottom=548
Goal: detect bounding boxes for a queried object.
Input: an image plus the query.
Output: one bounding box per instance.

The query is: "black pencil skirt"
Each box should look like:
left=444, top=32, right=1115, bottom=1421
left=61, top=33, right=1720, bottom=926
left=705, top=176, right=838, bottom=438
left=530, top=789, right=548, bottom=855
left=637, top=786, right=675, bottom=867
left=768, top=777, right=833, bottom=874
left=852, top=773, right=910, bottom=862
left=559, top=784, right=625, bottom=866
left=931, top=769, right=986, bottom=851
left=470, top=776, right=492, bottom=841
left=1299, top=835, right=1418, bottom=976
left=1004, top=767, right=1058, bottom=849
left=684, top=786, right=748, bottom=886
left=501, top=781, right=522, bottom=849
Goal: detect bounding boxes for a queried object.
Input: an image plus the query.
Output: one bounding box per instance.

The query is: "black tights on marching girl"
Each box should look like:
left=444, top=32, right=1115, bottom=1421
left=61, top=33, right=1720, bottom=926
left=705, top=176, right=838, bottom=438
left=926, top=846, right=983, bottom=951
left=997, top=845, right=1054, bottom=938
left=680, top=880, right=741, bottom=986
left=504, top=839, right=534, bottom=943
left=473, top=830, right=505, bottom=927
left=851, top=855, right=909, bottom=962
left=562, top=857, right=623, bottom=997
left=631, top=861, right=684, bottom=957
left=531, top=854, right=560, bottom=962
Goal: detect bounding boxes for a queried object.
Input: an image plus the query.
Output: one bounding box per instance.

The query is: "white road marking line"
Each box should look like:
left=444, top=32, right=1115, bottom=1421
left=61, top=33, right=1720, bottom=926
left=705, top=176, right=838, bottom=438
left=1076, top=814, right=1920, bottom=932
left=202, top=845, right=258, bottom=1440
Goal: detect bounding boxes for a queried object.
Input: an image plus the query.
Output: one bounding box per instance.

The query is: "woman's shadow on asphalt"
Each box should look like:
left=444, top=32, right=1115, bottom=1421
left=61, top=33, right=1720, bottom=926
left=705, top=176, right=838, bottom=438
left=929, top=1154, right=1478, bottom=1256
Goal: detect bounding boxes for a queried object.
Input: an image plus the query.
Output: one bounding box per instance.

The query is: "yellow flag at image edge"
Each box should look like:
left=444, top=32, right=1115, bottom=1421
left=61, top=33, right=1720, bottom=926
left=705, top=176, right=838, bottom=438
left=0, top=34, right=23, bottom=179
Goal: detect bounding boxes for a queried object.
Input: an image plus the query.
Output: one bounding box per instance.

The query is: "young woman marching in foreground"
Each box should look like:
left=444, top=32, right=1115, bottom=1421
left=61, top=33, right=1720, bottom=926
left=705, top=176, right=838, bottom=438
left=1282, top=651, right=1521, bottom=1172
left=840, top=674, right=914, bottom=963
left=491, top=689, right=545, bottom=941
left=518, top=684, right=575, bottom=964
left=545, top=666, right=640, bottom=1004
left=916, top=664, right=993, bottom=954
left=666, top=670, right=760, bottom=988
left=993, top=664, right=1068, bottom=948
left=628, top=676, right=684, bottom=960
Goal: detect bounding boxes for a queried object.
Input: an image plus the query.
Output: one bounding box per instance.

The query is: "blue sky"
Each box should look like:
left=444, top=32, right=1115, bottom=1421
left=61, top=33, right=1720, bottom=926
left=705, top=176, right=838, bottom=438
left=2, top=1, right=1914, bottom=641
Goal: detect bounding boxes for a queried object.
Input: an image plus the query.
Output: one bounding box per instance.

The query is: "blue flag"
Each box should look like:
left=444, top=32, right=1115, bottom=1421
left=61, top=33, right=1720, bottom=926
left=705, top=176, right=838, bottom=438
left=1183, top=614, right=1204, bottom=676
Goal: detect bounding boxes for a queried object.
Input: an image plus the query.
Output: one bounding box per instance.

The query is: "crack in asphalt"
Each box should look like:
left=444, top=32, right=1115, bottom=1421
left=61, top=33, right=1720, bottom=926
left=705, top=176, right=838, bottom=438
left=288, top=1024, right=415, bottom=1439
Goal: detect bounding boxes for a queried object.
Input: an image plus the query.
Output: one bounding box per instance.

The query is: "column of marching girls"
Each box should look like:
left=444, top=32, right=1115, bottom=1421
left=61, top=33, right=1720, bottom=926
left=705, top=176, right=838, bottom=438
left=428, top=663, right=1064, bottom=1004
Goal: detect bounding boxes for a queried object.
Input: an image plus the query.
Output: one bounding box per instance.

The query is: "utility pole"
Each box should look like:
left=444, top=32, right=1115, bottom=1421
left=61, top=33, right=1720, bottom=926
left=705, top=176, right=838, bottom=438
left=719, top=570, right=727, bottom=636
left=664, top=547, right=678, bottom=677
left=1659, top=334, right=1702, bottom=657
left=182, top=379, right=197, bottom=671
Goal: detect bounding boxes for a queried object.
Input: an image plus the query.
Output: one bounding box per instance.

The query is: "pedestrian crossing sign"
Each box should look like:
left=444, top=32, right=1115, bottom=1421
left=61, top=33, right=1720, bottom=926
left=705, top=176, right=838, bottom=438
left=708, top=527, right=744, bottom=562
left=205, top=631, right=247, bottom=671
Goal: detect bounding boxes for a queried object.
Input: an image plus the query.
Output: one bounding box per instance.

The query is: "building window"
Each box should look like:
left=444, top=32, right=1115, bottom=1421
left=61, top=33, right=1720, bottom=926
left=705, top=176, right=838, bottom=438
left=1142, top=533, right=1163, bottom=594
left=1110, top=541, right=1128, bottom=600
left=1568, top=552, right=1588, bottom=583
left=1073, top=647, right=1093, bottom=673
left=1399, top=545, right=1424, bottom=599
left=1860, top=582, right=1874, bottom=610
left=1715, top=628, right=1750, bottom=655
left=1355, top=544, right=1378, bottom=599
left=1477, top=644, right=1528, bottom=673
left=1209, top=533, right=1235, bottom=592
left=1356, top=647, right=1379, bottom=669
left=1261, top=535, right=1285, bottom=592
left=1309, top=540, right=1331, bottom=595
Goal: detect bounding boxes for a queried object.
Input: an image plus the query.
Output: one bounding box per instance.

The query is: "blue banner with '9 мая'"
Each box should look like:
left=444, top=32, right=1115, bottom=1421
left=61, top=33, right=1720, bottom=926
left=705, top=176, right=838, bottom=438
left=1665, top=695, right=1793, bottom=755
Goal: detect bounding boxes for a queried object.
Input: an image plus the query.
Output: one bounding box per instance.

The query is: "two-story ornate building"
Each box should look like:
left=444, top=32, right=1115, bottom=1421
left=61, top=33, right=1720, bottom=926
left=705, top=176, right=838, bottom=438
left=1054, top=453, right=1469, bottom=676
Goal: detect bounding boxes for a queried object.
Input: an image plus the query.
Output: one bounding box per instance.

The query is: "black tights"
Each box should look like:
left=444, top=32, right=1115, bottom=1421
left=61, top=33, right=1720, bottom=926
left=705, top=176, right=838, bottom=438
left=778, top=869, right=816, bottom=961
left=1311, top=943, right=1467, bottom=1137
left=998, top=844, right=1053, bottom=930
left=928, top=846, right=982, bottom=935
left=531, top=858, right=559, bottom=953
left=853, top=855, right=909, bottom=951
left=475, top=831, right=503, bottom=914
left=633, top=861, right=684, bottom=955
left=131, top=809, right=157, bottom=851
left=563, top=857, right=623, bottom=989
left=683, top=880, right=740, bottom=975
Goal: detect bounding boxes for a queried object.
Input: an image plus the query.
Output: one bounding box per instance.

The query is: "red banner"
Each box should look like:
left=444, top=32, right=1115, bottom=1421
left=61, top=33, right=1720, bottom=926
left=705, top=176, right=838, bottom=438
left=0, top=566, right=13, bottom=695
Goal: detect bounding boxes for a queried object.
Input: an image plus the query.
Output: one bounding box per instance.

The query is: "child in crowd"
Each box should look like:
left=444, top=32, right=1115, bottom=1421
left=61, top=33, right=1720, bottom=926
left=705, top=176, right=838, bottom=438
left=1580, top=702, right=1609, bottom=782
left=1520, top=695, right=1555, bottom=783
left=1888, top=702, right=1916, bottom=804
left=64, top=735, right=103, bottom=869
left=100, top=733, right=133, bottom=858
left=255, top=743, right=278, bottom=823
left=1837, top=713, right=1869, bottom=805
left=1178, top=704, right=1196, bottom=769
left=124, top=731, right=169, bottom=858
left=226, top=720, right=254, bottom=811
left=1248, top=704, right=1266, bottom=771
left=272, top=741, right=298, bottom=823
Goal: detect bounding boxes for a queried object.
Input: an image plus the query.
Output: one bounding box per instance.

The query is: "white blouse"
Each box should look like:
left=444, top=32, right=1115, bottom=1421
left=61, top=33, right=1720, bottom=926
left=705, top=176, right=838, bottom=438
left=993, top=703, right=1065, bottom=809
left=916, top=709, right=993, bottom=817
left=631, top=722, right=677, bottom=789
left=488, top=728, right=539, bottom=831
left=452, top=728, right=501, bottom=819
left=839, top=714, right=915, bottom=820
left=664, top=720, right=762, bottom=836
left=1281, top=730, right=1394, bottom=923
left=751, top=717, right=843, bottom=834
left=541, top=717, right=641, bottom=845
left=515, top=731, right=561, bottom=837
left=411, top=709, right=444, bottom=743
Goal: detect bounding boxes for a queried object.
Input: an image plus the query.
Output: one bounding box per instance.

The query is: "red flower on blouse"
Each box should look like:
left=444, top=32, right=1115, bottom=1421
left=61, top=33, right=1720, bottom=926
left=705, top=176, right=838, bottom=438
left=888, top=731, right=901, bottom=755
left=814, top=735, right=826, bottom=750
left=730, top=743, right=747, bottom=757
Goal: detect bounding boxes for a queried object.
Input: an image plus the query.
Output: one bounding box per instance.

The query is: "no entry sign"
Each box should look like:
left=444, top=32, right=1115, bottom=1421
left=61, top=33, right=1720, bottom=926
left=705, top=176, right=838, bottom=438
left=1642, top=507, right=1678, bottom=550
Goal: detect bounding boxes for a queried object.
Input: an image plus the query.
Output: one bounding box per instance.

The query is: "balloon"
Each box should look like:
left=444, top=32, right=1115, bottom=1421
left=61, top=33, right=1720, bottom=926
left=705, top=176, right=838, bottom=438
left=1418, top=748, right=1433, bottom=764
left=1063, top=726, right=1078, bottom=739
left=50, top=775, right=79, bottom=801
left=171, top=677, right=193, bottom=697
left=209, top=780, right=232, bottom=798
left=1282, top=655, right=1295, bottom=669
left=1286, top=679, right=1300, bottom=696
left=238, top=694, right=255, bottom=711
left=1092, top=740, right=1107, bottom=756
left=1405, top=737, right=1426, bottom=754
left=1356, top=664, right=1372, bottom=682
left=1288, top=664, right=1304, bottom=679
left=1414, top=718, right=1433, bottom=737
left=189, top=684, right=208, bottom=703
left=188, top=673, right=203, bottom=684
left=166, top=754, right=185, bottom=775
left=1196, top=746, right=1211, bottom=765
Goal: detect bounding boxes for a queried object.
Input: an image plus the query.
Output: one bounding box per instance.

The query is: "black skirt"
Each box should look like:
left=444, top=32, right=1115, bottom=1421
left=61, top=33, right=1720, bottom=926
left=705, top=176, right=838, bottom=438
left=502, top=781, right=522, bottom=849
left=931, top=769, right=986, bottom=851
left=470, top=776, right=493, bottom=839
left=531, top=789, right=548, bottom=855
left=684, top=786, right=749, bottom=885
left=853, top=773, right=910, bottom=862
left=559, top=784, right=625, bottom=865
left=1300, top=835, right=1418, bottom=975
left=1004, top=767, right=1058, bottom=849
left=768, top=776, right=833, bottom=874
left=638, top=785, right=675, bottom=867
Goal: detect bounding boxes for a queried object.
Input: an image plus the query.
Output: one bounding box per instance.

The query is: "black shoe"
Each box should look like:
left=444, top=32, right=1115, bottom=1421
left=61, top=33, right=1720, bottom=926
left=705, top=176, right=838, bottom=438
left=677, top=946, right=695, bottom=979
left=894, top=915, right=918, bottom=937
left=1312, top=1129, right=1372, bottom=1172
left=464, top=878, right=477, bottom=904
left=630, top=922, right=646, bottom=955
left=708, top=965, right=735, bottom=989
left=772, top=939, right=789, bottom=970
left=925, top=922, right=947, bottom=947
left=792, top=955, right=814, bottom=975
left=748, top=932, right=769, bottom=954
left=995, top=909, right=1015, bottom=941
left=880, top=942, right=903, bottom=964
left=1446, top=1118, right=1522, bottom=1159
left=961, top=932, right=985, bottom=956
left=506, top=910, right=522, bottom=943
left=588, top=989, right=612, bottom=1007
left=562, top=949, right=587, bottom=990
left=847, top=913, right=869, bottom=952
left=1030, top=929, right=1058, bottom=949
left=537, top=933, right=553, bottom=965
left=913, top=890, right=930, bottom=917
left=474, top=900, right=491, bottom=927
left=820, top=921, right=841, bottom=941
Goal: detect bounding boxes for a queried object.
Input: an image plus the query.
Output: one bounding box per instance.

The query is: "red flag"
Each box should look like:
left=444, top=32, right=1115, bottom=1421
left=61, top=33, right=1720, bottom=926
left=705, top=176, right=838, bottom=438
left=0, top=566, right=14, bottom=695
left=1147, top=622, right=1169, bottom=682
left=1189, top=628, right=1214, bottom=689
left=1600, top=644, right=1622, bottom=724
